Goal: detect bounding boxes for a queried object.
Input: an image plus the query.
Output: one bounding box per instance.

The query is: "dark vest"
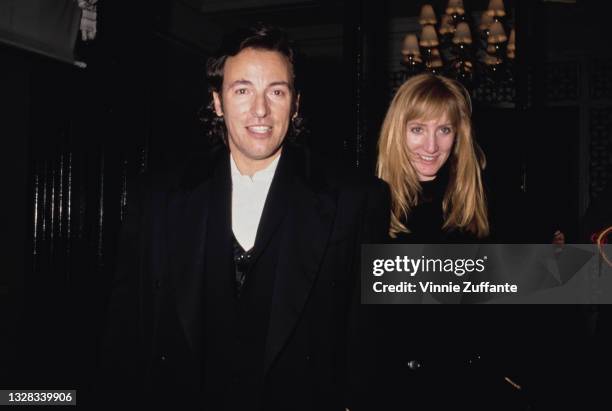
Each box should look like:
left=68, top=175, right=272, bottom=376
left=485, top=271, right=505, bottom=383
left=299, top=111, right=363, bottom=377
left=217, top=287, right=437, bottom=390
left=201, top=159, right=279, bottom=410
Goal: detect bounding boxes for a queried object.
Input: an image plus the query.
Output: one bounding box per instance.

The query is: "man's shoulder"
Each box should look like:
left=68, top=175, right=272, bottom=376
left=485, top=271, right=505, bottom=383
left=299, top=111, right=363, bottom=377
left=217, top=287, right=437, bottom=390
left=134, top=144, right=227, bottom=194
left=295, top=145, right=387, bottom=195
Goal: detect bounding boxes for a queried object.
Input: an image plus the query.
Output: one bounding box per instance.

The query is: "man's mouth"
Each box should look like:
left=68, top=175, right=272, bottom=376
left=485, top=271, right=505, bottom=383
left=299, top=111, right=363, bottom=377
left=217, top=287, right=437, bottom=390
left=247, top=126, right=272, bottom=134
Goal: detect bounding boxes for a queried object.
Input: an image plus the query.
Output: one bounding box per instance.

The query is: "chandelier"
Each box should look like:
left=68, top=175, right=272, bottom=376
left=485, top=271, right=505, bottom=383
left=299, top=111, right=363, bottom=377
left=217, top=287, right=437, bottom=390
left=401, top=0, right=516, bottom=91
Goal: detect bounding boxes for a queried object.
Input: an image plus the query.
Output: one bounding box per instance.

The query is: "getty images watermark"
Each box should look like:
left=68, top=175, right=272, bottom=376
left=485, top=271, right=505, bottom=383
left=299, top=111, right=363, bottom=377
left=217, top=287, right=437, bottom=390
left=361, top=244, right=612, bottom=304
left=371, top=254, right=518, bottom=294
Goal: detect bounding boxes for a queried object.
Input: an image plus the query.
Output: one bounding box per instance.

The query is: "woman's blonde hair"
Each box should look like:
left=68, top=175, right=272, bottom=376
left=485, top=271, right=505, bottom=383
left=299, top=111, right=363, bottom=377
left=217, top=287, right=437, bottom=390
left=376, top=73, right=489, bottom=239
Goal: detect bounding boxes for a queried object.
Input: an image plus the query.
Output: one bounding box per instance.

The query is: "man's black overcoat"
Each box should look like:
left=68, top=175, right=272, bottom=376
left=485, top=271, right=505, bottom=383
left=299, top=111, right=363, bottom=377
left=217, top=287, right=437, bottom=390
left=100, top=142, right=390, bottom=411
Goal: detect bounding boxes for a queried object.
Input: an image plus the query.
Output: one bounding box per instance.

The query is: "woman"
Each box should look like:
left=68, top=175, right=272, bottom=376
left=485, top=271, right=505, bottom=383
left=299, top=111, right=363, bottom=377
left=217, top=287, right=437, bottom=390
left=377, top=73, right=489, bottom=243
left=362, top=74, right=528, bottom=411
left=365, top=74, right=595, bottom=411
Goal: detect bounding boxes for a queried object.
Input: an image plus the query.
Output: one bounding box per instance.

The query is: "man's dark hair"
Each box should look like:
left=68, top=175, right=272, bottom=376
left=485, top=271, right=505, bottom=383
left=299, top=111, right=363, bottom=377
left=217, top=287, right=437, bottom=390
left=200, top=23, right=304, bottom=144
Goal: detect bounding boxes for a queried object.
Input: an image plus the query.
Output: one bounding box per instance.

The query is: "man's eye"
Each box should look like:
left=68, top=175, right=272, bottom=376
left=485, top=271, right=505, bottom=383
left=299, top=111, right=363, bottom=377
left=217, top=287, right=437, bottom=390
left=235, top=88, right=248, bottom=95
left=271, top=89, right=285, bottom=96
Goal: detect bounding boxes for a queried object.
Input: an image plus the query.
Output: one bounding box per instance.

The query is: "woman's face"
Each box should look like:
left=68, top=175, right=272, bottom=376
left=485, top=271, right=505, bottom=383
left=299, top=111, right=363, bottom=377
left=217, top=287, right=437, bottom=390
left=405, top=113, right=455, bottom=181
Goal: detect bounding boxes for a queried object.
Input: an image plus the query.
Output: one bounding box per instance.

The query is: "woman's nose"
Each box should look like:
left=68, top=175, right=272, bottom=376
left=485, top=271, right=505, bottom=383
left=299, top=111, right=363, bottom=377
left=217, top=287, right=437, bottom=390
left=423, top=133, right=438, bottom=153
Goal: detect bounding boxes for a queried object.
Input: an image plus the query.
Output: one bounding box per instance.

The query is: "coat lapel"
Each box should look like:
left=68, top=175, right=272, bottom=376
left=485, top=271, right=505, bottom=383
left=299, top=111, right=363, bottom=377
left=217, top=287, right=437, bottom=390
left=169, top=146, right=227, bottom=367
left=249, top=149, right=292, bottom=264
left=263, top=145, right=337, bottom=374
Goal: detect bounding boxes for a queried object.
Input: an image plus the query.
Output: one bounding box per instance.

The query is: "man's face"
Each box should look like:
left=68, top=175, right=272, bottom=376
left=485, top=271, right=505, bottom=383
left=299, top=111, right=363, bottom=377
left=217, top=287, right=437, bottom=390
left=405, top=114, right=455, bottom=181
left=213, top=48, right=295, bottom=171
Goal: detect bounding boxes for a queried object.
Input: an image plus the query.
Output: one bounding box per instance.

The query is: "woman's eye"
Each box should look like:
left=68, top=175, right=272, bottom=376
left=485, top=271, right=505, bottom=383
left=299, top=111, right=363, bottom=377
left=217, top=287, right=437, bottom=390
left=410, top=127, right=423, bottom=134
left=439, top=127, right=453, bottom=135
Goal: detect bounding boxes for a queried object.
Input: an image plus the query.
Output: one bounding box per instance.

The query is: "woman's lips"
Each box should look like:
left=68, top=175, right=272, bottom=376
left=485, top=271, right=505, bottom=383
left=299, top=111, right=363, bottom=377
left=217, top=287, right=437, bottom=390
left=416, top=153, right=439, bottom=163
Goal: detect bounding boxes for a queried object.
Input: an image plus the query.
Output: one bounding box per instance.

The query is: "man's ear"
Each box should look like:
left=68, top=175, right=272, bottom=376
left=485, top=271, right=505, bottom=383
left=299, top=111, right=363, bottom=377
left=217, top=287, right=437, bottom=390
left=292, top=93, right=301, bottom=119
left=212, top=91, right=223, bottom=117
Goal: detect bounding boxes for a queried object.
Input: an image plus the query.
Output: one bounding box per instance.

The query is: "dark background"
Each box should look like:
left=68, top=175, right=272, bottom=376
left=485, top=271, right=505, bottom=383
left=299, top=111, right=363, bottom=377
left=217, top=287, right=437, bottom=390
left=1, top=0, right=611, bottom=408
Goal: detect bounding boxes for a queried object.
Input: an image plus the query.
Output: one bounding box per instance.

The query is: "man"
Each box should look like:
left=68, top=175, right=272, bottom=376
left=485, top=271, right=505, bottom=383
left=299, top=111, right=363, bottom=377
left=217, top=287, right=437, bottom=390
left=101, top=24, right=389, bottom=411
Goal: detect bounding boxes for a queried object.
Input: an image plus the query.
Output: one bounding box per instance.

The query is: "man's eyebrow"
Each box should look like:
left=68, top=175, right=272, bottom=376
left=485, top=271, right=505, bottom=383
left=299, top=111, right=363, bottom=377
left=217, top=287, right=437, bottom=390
left=268, top=81, right=291, bottom=88
left=227, top=79, right=253, bottom=88
left=226, top=80, right=291, bottom=89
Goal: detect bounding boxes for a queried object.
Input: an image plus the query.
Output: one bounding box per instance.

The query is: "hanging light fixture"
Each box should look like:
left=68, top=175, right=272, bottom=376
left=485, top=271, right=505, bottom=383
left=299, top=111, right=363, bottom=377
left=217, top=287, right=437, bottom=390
left=439, top=14, right=456, bottom=36
left=400, top=0, right=515, bottom=91
left=419, top=4, right=437, bottom=26
left=427, top=48, right=444, bottom=74
left=479, top=11, right=494, bottom=32
left=487, top=0, right=506, bottom=18
left=446, top=0, right=465, bottom=16
left=419, top=24, right=440, bottom=48
left=507, top=28, right=516, bottom=59
left=401, top=33, right=423, bottom=74
left=401, top=33, right=422, bottom=59
left=488, top=21, right=508, bottom=44
left=419, top=24, right=441, bottom=72
left=453, top=22, right=472, bottom=46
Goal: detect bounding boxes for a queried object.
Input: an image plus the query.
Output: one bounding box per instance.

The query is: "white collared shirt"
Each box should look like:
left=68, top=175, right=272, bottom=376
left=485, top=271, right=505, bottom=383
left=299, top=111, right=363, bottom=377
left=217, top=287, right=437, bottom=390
left=230, top=153, right=280, bottom=251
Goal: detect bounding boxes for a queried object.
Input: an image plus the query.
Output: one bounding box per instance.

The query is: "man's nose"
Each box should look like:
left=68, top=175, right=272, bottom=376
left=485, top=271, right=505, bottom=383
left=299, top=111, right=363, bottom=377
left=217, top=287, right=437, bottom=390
left=251, top=93, right=269, bottom=118
left=423, top=133, right=438, bottom=153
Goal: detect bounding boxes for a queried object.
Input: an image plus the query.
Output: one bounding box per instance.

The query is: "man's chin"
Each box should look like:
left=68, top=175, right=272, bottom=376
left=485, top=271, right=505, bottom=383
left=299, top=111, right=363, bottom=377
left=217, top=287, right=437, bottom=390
left=249, top=146, right=283, bottom=161
left=237, top=153, right=279, bottom=166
